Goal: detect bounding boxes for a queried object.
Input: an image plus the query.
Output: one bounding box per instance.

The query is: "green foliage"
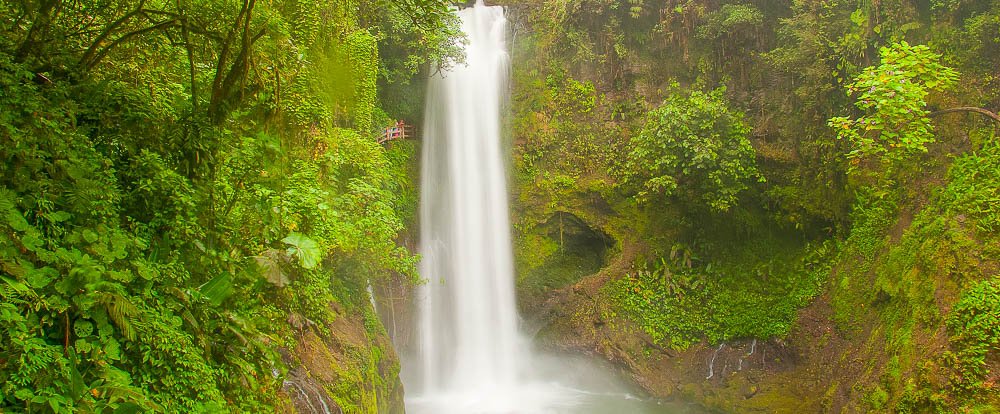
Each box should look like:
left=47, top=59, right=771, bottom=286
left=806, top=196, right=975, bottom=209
left=347, top=30, right=380, bottom=132
left=547, top=72, right=598, bottom=115
left=507, top=0, right=1000, bottom=410
left=946, top=278, right=1000, bottom=394
left=0, top=0, right=443, bottom=411
left=863, top=385, right=891, bottom=410
left=610, top=239, right=833, bottom=350
left=696, top=4, right=764, bottom=40
left=624, top=85, right=761, bottom=212
left=829, top=187, right=905, bottom=332
left=828, top=129, right=1000, bottom=411
left=937, top=140, right=1000, bottom=233
left=829, top=42, right=959, bottom=163
left=283, top=232, right=322, bottom=270
left=364, top=0, right=465, bottom=82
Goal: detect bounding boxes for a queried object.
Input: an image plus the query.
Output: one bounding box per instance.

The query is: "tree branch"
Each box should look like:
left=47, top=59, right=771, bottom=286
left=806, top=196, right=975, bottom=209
left=210, top=0, right=251, bottom=110
left=929, top=107, right=1000, bottom=125
left=80, top=0, right=148, bottom=70
left=84, top=19, right=178, bottom=71
left=180, top=17, right=198, bottom=114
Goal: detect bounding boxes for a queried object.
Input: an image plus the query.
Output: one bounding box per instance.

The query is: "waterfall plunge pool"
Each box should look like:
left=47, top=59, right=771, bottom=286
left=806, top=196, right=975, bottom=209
left=404, top=351, right=704, bottom=414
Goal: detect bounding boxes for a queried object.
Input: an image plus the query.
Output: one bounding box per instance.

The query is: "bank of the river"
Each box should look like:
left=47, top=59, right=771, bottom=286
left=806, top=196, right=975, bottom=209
left=518, top=165, right=1000, bottom=412
left=499, top=1, right=1000, bottom=412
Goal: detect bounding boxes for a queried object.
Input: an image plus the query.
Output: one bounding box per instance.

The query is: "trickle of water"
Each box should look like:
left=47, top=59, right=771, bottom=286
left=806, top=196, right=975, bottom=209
left=706, top=344, right=725, bottom=380
left=283, top=378, right=334, bottom=414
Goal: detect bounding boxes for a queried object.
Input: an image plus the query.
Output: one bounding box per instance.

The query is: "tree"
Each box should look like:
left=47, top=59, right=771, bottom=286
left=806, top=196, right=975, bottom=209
left=828, top=41, right=959, bottom=164
left=0, top=0, right=454, bottom=411
left=623, top=85, right=762, bottom=212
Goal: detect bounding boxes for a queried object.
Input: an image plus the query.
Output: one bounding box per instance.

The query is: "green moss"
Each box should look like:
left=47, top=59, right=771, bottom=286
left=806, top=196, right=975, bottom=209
left=515, top=232, right=560, bottom=272
left=608, top=230, right=833, bottom=349
left=826, top=140, right=1000, bottom=412
left=830, top=189, right=900, bottom=332
left=863, top=385, right=890, bottom=410
left=346, top=30, right=379, bottom=132
left=325, top=329, right=396, bottom=414
left=515, top=211, right=612, bottom=308
left=944, top=277, right=1000, bottom=399
left=820, top=381, right=840, bottom=412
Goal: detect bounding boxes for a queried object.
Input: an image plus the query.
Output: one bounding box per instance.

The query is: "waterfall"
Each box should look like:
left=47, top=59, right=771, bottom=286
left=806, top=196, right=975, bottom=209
left=409, top=0, right=521, bottom=406
left=403, top=3, right=693, bottom=413
left=706, top=343, right=725, bottom=380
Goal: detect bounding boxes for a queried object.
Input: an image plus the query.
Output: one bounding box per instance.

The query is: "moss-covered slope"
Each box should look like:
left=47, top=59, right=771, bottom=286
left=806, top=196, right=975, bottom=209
left=502, top=1, right=1000, bottom=412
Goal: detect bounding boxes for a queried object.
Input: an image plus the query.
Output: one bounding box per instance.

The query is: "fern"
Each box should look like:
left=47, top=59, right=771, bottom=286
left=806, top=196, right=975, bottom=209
left=93, top=291, right=141, bottom=342
left=0, top=275, right=35, bottom=300
left=0, top=187, right=16, bottom=213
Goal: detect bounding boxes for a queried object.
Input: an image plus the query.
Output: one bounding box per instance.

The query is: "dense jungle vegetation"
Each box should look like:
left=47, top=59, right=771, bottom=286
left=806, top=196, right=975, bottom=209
left=0, top=0, right=459, bottom=412
left=2, top=0, right=1000, bottom=413
left=503, top=0, right=1000, bottom=411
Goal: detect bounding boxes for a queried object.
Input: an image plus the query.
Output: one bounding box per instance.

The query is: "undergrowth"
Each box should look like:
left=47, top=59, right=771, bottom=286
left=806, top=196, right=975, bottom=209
left=829, top=139, right=1000, bottom=412
left=608, top=232, right=833, bottom=350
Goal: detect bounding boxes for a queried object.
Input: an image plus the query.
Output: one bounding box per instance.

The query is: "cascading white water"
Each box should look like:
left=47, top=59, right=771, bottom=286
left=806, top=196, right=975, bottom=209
left=404, top=2, right=699, bottom=413
left=411, top=0, right=522, bottom=406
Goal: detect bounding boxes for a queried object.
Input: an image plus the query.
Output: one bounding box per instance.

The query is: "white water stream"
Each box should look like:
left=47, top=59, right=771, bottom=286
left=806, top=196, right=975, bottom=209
left=404, top=2, right=699, bottom=413
left=413, top=0, right=520, bottom=397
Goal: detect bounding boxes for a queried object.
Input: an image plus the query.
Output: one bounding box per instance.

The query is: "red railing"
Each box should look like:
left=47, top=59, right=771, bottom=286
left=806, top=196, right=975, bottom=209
left=378, top=122, right=416, bottom=144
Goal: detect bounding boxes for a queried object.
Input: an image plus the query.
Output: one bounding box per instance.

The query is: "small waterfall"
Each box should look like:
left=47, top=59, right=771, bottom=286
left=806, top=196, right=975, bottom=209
left=283, top=375, right=337, bottom=414
left=738, top=338, right=757, bottom=371
left=409, top=0, right=520, bottom=402
left=706, top=343, right=725, bottom=380
left=366, top=281, right=378, bottom=313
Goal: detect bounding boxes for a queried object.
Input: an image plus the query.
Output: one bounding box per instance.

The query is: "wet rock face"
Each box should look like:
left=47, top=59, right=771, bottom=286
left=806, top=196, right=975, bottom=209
left=541, top=211, right=614, bottom=257
left=527, top=240, right=813, bottom=412
left=280, top=304, right=405, bottom=414
left=283, top=367, right=342, bottom=414
left=517, top=211, right=614, bottom=314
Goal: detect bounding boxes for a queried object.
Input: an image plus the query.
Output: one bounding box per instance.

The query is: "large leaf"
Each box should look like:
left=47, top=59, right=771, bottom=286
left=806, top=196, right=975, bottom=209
left=254, top=249, right=289, bottom=287
left=199, top=273, right=234, bottom=307
left=113, top=403, right=143, bottom=414
left=67, top=349, right=87, bottom=398
left=282, top=232, right=321, bottom=269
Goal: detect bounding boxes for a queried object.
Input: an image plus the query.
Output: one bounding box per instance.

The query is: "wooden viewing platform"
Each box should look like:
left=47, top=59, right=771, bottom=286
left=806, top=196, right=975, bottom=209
left=378, top=121, right=416, bottom=145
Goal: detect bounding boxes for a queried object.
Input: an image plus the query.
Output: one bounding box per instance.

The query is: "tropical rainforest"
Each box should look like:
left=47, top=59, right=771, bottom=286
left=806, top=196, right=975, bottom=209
left=1, top=0, right=999, bottom=413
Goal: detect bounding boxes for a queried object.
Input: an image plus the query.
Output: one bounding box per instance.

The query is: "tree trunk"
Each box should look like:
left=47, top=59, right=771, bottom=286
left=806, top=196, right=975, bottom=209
left=14, top=0, right=61, bottom=63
